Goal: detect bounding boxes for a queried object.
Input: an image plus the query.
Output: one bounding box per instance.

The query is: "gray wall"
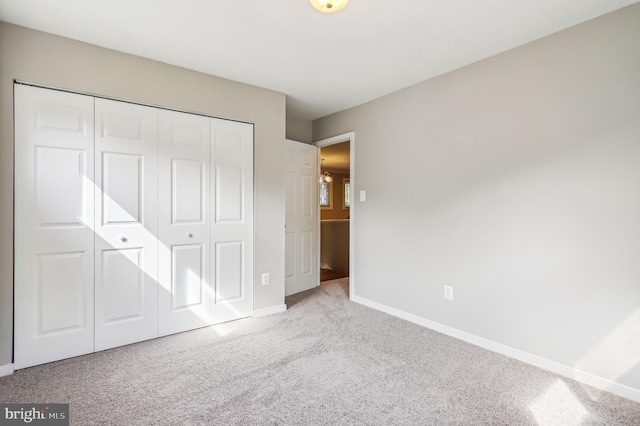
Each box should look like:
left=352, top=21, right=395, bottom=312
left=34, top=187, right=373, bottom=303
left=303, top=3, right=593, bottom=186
left=0, top=22, right=286, bottom=367
left=285, top=115, right=313, bottom=144
left=314, top=4, right=640, bottom=391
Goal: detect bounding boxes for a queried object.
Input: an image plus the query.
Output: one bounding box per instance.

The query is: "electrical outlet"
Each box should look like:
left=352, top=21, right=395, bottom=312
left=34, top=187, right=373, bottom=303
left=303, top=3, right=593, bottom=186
left=261, top=273, right=270, bottom=286
left=443, top=285, right=454, bottom=301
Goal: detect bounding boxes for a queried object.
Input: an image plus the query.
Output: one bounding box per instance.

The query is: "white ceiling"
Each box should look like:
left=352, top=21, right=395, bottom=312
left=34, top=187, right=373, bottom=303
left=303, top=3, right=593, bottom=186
left=0, top=0, right=637, bottom=120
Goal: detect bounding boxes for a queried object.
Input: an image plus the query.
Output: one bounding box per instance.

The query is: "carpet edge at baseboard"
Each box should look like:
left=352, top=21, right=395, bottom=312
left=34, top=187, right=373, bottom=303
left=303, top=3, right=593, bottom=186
left=253, top=304, right=287, bottom=318
left=0, top=363, right=14, bottom=377
left=350, top=294, right=640, bottom=404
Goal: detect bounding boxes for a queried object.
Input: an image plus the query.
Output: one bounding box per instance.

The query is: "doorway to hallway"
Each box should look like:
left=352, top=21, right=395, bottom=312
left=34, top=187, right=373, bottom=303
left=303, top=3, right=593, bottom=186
left=315, top=133, right=354, bottom=297
left=319, top=140, right=350, bottom=283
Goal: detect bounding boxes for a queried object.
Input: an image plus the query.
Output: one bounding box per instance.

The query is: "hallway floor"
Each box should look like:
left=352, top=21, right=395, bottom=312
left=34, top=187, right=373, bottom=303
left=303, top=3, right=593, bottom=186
left=320, top=268, right=348, bottom=282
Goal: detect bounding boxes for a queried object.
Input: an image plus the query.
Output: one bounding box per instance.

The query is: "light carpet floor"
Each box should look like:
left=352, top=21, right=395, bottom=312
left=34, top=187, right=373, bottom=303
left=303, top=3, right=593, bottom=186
left=1, top=278, right=639, bottom=425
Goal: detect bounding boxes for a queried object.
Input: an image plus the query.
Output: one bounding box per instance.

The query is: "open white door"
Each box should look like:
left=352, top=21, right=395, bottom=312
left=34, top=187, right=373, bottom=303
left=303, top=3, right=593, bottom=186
left=284, top=139, right=318, bottom=296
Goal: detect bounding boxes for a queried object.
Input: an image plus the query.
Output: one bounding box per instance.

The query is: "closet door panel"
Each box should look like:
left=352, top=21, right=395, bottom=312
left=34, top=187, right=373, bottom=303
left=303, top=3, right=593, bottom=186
left=172, top=244, right=206, bottom=307
left=94, top=98, right=158, bottom=351
left=14, top=84, right=95, bottom=369
left=35, top=147, right=87, bottom=226
left=210, top=119, right=253, bottom=323
left=101, top=248, right=144, bottom=322
left=37, top=252, right=86, bottom=332
left=102, top=153, right=143, bottom=224
left=214, top=241, right=244, bottom=302
left=158, top=109, right=211, bottom=336
left=172, top=159, right=205, bottom=222
left=215, top=163, right=244, bottom=222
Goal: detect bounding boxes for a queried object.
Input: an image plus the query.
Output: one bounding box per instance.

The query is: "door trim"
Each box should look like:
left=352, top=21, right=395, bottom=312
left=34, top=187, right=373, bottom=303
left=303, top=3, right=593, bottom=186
left=314, top=132, right=355, bottom=300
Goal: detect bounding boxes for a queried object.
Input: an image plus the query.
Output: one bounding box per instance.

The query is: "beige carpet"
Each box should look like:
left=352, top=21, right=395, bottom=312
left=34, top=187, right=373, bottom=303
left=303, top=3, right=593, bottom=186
left=1, top=278, right=638, bottom=425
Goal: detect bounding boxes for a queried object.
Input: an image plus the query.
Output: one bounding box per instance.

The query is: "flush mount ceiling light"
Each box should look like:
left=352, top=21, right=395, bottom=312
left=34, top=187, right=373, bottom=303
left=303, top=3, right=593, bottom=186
left=309, top=0, right=350, bottom=14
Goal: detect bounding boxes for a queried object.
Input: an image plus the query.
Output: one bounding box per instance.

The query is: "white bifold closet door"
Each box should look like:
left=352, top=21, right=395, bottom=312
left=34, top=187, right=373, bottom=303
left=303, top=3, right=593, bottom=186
left=158, top=110, right=212, bottom=336
left=210, top=118, right=254, bottom=324
left=94, top=98, right=159, bottom=351
left=14, top=85, right=96, bottom=369
left=14, top=84, right=254, bottom=369
left=157, top=111, right=255, bottom=332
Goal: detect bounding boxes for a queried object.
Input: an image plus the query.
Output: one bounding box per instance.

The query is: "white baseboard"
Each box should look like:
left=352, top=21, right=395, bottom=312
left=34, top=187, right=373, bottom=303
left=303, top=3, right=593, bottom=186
left=0, top=363, right=14, bottom=377
left=351, top=294, right=640, bottom=403
left=253, top=304, right=287, bottom=318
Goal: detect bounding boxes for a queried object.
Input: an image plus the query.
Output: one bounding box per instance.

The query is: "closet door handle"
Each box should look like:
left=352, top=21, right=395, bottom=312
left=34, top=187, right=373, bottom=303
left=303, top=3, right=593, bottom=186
left=120, top=236, right=128, bottom=243
left=187, top=232, right=194, bottom=238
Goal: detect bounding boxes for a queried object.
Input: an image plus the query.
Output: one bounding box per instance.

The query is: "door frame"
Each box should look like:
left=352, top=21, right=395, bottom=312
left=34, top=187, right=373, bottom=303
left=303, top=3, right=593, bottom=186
left=314, top=132, right=355, bottom=300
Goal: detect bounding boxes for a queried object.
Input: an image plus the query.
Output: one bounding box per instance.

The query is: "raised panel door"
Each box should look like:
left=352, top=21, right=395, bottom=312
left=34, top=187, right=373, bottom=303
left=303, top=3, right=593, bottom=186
left=284, top=139, right=318, bottom=296
left=158, top=109, right=211, bottom=336
left=94, top=98, right=159, bottom=351
left=14, top=84, right=95, bottom=368
left=210, top=119, right=253, bottom=323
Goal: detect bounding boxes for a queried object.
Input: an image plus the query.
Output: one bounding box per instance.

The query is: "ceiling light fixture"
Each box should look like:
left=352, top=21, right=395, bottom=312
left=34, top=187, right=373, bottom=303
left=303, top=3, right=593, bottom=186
left=320, top=170, right=333, bottom=183
left=319, top=159, right=333, bottom=183
left=309, top=0, right=350, bottom=14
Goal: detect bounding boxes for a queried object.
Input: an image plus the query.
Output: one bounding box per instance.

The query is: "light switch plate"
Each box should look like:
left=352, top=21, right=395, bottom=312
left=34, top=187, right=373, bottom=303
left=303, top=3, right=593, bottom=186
left=359, top=190, right=366, bottom=202
left=444, top=285, right=453, bottom=301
